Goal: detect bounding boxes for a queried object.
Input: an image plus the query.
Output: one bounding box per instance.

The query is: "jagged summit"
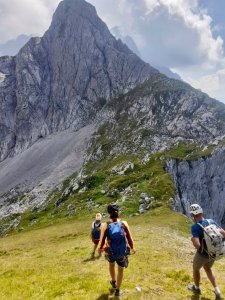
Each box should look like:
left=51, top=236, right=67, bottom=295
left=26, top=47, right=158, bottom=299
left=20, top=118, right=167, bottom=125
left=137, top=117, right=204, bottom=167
left=48, top=0, right=109, bottom=41
left=51, top=0, right=99, bottom=25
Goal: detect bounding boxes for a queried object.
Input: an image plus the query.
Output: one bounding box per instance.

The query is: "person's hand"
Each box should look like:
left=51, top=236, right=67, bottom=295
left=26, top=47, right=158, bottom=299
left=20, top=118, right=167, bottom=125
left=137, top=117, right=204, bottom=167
left=131, top=248, right=136, bottom=254
left=220, top=229, right=225, bottom=238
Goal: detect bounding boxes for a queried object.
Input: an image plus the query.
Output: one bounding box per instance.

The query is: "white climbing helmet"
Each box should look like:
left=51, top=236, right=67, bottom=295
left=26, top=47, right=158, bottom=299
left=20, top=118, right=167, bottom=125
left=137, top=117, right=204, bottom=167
left=189, top=204, right=203, bottom=215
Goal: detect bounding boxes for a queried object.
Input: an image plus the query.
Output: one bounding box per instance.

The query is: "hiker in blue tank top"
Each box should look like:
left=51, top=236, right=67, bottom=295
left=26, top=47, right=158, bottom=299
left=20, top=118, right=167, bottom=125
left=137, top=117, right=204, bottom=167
left=98, top=203, right=136, bottom=298
left=187, top=204, right=225, bottom=300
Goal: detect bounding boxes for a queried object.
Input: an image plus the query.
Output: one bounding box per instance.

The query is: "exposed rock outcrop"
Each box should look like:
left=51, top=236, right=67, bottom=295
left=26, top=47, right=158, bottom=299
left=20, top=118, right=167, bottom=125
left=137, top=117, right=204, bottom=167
left=166, top=147, right=225, bottom=226
left=87, top=75, right=225, bottom=160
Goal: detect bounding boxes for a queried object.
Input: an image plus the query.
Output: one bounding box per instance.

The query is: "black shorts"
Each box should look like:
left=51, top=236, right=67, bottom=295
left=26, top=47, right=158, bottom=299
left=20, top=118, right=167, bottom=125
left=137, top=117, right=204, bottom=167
left=105, top=247, right=130, bottom=268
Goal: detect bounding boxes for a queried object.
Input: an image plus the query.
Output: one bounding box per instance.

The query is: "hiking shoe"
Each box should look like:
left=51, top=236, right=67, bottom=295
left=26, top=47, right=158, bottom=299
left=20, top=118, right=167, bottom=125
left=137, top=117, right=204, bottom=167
left=215, top=292, right=224, bottom=300
left=110, top=280, right=117, bottom=289
left=115, top=289, right=123, bottom=297
left=187, top=284, right=201, bottom=295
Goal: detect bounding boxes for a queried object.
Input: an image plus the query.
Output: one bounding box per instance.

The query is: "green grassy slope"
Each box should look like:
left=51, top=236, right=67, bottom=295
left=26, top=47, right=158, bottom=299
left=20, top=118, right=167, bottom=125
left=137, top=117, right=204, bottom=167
left=0, top=142, right=217, bottom=236
left=0, top=207, right=224, bottom=300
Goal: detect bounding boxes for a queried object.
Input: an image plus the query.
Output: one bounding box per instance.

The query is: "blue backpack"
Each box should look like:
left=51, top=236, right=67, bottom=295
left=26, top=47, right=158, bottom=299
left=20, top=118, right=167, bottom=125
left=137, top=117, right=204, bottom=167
left=107, top=221, right=127, bottom=259
left=92, top=222, right=101, bottom=240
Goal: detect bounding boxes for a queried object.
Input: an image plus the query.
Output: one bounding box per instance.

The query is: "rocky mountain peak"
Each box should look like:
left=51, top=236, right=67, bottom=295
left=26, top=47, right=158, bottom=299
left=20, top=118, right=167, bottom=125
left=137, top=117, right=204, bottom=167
left=0, top=0, right=154, bottom=162
left=52, top=0, right=98, bottom=23
left=47, top=0, right=108, bottom=42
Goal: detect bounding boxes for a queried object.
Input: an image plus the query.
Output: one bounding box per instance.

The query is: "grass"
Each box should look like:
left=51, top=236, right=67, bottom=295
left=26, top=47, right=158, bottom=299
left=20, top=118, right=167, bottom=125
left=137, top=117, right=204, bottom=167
left=0, top=207, right=224, bottom=299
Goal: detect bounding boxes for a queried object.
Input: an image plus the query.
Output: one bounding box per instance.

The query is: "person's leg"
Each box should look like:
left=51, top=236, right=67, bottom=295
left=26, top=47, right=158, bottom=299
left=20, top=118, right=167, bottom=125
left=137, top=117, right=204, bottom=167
left=93, top=244, right=97, bottom=253
left=203, top=266, right=216, bottom=288
left=204, top=265, right=216, bottom=287
left=193, top=267, right=201, bottom=287
left=204, top=264, right=223, bottom=299
left=188, top=252, right=203, bottom=294
left=116, top=265, right=124, bottom=290
left=91, top=244, right=97, bottom=258
left=193, top=252, right=203, bottom=287
left=109, top=262, right=116, bottom=282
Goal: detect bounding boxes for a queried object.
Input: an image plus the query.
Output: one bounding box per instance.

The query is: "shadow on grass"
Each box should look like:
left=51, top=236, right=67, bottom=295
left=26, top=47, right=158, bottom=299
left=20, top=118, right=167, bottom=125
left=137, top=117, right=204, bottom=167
left=96, top=292, right=115, bottom=300
left=190, top=296, right=211, bottom=300
left=83, top=255, right=101, bottom=263
left=96, top=287, right=115, bottom=300
left=96, top=294, right=111, bottom=300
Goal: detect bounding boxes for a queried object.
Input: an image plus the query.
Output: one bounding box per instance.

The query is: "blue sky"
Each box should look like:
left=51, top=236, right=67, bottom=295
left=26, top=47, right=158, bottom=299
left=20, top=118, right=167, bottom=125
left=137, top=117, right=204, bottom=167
left=0, top=0, right=225, bottom=102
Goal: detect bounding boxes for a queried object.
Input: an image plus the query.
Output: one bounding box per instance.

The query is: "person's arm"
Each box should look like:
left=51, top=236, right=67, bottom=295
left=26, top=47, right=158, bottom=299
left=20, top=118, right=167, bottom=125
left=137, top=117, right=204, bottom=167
left=191, top=237, right=201, bottom=250
left=191, top=224, right=201, bottom=250
left=220, top=228, right=225, bottom=238
left=98, top=223, right=107, bottom=253
left=123, top=221, right=136, bottom=253
left=90, top=222, right=94, bottom=241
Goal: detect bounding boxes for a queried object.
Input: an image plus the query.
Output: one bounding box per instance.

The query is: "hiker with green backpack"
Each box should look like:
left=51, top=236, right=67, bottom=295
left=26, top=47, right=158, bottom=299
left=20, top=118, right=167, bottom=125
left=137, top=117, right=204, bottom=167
left=98, top=203, right=136, bottom=297
left=187, top=204, right=225, bottom=300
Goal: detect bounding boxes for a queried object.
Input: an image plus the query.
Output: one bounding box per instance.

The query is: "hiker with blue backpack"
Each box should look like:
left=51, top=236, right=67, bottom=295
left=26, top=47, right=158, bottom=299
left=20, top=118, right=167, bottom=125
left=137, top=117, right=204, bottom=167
left=187, top=204, right=225, bottom=300
left=91, top=213, right=102, bottom=259
left=98, top=203, right=135, bottom=297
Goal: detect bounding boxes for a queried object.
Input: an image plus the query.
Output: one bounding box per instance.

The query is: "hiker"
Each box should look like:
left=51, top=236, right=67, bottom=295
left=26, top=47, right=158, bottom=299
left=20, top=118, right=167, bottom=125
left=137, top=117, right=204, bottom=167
left=98, top=203, right=136, bottom=297
left=187, top=203, right=225, bottom=300
left=91, top=213, right=102, bottom=259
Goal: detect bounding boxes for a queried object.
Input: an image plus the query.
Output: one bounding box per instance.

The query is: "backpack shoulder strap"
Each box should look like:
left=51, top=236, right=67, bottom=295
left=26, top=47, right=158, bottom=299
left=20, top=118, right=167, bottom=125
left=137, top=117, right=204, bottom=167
left=197, top=222, right=205, bottom=230
left=106, top=221, right=111, bottom=239
left=206, top=219, right=212, bottom=225
left=197, top=219, right=211, bottom=230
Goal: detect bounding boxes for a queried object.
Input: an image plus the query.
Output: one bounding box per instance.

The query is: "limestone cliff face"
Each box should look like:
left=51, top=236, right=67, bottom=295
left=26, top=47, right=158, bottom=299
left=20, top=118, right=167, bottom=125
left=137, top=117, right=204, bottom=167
left=0, top=56, right=17, bottom=160
left=166, top=147, right=225, bottom=226
left=87, top=74, right=225, bottom=160
left=0, top=0, right=155, bottom=162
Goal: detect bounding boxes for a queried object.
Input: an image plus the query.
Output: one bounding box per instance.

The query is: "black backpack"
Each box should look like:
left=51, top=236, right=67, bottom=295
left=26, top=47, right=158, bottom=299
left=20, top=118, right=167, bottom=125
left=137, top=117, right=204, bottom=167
left=92, top=222, right=101, bottom=240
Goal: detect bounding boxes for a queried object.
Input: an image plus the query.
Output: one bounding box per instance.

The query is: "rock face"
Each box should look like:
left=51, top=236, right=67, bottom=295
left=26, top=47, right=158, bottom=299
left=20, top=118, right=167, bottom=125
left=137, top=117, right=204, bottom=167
left=0, top=0, right=156, bottom=162
left=87, top=75, right=225, bottom=160
left=166, top=147, right=225, bottom=226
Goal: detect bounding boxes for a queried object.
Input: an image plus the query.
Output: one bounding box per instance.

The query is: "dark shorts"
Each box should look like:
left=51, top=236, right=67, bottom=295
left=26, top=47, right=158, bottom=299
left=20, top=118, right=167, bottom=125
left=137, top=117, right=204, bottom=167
left=105, top=247, right=130, bottom=268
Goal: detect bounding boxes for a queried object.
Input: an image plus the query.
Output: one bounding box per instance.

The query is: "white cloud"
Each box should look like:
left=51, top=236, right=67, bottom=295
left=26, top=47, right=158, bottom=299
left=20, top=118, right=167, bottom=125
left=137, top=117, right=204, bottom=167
left=186, top=64, right=225, bottom=102
left=90, top=0, right=225, bottom=101
left=0, top=0, right=60, bottom=43
left=92, top=0, right=223, bottom=69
